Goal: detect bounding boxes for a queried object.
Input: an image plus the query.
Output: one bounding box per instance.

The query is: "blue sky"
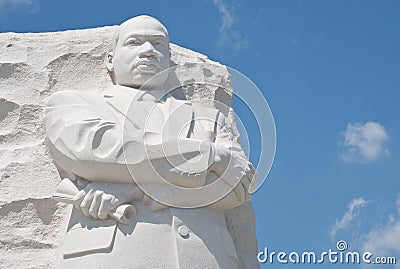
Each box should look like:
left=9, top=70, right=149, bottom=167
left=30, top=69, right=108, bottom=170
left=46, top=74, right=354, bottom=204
left=1, top=0, right=399, bottom=268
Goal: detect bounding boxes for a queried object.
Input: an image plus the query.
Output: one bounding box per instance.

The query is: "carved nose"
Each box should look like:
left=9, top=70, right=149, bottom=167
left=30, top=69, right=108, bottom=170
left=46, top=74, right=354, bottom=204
left=138, top=41, right=157, bottom=58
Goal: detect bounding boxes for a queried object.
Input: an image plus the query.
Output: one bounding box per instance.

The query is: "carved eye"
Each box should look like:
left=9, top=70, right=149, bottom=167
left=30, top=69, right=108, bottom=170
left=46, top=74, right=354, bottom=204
left=125, top=38, right=141, bottom=46
left=154, top=39, right=166, bottom=47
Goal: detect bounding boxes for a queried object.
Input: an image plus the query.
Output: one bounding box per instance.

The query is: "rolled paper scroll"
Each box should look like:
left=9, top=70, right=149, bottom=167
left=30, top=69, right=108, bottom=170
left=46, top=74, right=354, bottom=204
left=52, top=178, right=136, bottom=225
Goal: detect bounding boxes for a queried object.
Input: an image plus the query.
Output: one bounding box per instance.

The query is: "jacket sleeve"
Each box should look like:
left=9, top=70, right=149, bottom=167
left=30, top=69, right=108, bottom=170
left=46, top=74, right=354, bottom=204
left=45, top=90, right=211, bottom=186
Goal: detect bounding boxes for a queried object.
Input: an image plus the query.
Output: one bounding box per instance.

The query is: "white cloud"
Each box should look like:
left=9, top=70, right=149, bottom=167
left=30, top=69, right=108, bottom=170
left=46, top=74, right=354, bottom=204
left=363, top=222, right=400, bottom=256
left=212, top=0, right=233, bottom=31
left=361, top=195, right=400, bottom=268
left=331, top=198, right=368, bottom=239
left=340, top=121, right=389, bottom=163
left=210, top=0, right=249, bottom=50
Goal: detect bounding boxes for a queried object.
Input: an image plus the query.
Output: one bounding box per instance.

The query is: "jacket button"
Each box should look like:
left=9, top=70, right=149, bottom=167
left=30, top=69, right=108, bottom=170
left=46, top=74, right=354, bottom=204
left=178, top=226, right=190, bottom=238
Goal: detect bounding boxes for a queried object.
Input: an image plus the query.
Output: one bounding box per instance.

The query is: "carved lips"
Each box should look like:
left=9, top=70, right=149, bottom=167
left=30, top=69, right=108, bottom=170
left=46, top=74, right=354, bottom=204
left=134, top=59, right=160, bottom=73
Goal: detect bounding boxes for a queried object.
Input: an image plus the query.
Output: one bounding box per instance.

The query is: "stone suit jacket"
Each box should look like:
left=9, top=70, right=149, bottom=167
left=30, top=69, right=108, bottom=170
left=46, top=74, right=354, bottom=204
left=45, top=86, right=248, bottom=269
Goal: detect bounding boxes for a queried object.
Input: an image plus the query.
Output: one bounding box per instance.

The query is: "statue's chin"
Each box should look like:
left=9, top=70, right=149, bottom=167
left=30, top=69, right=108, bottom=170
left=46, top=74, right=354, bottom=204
left=136, top=72, right=169, bottom=90
left=126, top=79, right=165, bottom=90
left=115, top=70, right=169, bottom=90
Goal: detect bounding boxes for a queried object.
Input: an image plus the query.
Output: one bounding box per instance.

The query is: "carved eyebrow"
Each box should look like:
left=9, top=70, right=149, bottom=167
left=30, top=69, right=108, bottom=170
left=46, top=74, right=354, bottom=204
left=151, top=34, right=168, bottom=39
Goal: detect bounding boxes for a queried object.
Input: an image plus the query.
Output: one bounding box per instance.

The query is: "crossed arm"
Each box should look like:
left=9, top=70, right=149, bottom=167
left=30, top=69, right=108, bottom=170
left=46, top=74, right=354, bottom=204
left=46, top=90, right=213, bottom=185
left=46, top=90, right=255, bottom=217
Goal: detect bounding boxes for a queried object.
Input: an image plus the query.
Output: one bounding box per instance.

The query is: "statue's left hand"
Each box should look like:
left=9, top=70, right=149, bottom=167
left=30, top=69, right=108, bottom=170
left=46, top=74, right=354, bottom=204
left=238, top=162, right=257, bottom=202
left=74, top=183, right=143, bottom=220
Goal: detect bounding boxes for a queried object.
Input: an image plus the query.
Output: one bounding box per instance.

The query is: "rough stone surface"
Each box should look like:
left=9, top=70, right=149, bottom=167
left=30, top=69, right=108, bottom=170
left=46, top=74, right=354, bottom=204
left=0, top=26, right=259, bottom=269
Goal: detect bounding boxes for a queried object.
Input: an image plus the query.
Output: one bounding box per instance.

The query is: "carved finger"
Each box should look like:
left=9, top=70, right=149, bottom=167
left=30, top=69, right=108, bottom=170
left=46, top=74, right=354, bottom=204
left=80, top=189, right=95, bottom=217
left=245, top=171, right=253, bottom=188
left=248, top=163, right=257, bottom=176
left=98, top=194, right=115, bottom=220
left=241, top=177, right=251, bottom=201
left=248, top=162, right=255, bottom=172
left=247, top=165, right=258, bottom=193
left=246, top=163, right=257, bottom=183
left=89, top=191, right=104, bottom=219
left=246, top=169, right=254, bottom=181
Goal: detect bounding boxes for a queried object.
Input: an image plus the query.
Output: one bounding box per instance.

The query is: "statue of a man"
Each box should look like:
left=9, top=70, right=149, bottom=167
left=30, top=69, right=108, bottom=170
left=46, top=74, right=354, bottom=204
left=46, top=15, right=255, bottom=269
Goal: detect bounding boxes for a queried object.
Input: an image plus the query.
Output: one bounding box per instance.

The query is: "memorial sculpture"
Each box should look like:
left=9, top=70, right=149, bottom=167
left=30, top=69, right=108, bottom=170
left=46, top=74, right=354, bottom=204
left=44, top=15, right=257, bottom=268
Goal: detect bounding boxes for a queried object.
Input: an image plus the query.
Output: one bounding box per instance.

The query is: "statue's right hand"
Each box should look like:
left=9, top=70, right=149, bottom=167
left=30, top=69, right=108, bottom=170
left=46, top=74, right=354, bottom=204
left=74, top=189, right=119, bottom=220
left=74, top=183, right=143, bottom=220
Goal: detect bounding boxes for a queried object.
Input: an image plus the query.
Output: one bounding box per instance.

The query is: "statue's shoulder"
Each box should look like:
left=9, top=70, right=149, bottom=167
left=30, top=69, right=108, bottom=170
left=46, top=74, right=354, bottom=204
left=47, top=89, right=105, bottom=107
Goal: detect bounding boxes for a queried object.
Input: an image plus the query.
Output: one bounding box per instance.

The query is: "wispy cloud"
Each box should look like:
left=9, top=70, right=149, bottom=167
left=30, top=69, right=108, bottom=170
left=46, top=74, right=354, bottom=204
left=210, top=0, right=249, bottom=50
left=339, top=121, right=389, bottom=163
left=331, top=198, right=368, bottom=240
left=212, top=0, right=233, bottom=31
left=361, top=194, right=400, bottom=268
left=0, top=0, right=39, bottom=13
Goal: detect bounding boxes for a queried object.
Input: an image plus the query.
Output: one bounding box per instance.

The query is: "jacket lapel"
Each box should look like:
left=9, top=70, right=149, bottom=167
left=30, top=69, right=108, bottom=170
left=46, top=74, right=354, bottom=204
left=163, top=97, right=194, bottom=140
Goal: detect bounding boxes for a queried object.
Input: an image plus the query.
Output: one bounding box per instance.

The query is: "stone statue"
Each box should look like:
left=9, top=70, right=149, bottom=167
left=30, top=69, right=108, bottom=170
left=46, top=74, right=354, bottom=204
left=45, top=15, right=256, bottom=269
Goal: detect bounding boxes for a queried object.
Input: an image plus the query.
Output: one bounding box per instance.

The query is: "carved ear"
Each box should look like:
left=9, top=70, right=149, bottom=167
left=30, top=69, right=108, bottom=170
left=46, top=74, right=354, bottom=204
left=106, top=52, right=116, bottom=84
left=106, top=52, right=114, bottom=73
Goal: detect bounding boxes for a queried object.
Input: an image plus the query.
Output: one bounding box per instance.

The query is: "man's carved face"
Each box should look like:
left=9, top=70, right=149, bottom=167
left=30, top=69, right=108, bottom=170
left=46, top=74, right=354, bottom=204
left=110, top=16, right=170, bottom=89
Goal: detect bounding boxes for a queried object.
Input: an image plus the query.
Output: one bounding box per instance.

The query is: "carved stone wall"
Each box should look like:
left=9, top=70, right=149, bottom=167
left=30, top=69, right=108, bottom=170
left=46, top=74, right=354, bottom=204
left=0, top=26, right=259, bottom=269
